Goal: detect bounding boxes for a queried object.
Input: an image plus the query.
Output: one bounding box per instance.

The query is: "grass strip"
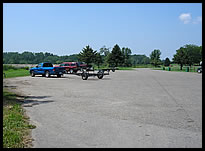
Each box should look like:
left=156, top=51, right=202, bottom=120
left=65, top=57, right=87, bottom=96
left=3, top=89, right=36, bottom=148
left=3, top=69, right=30, bottom=79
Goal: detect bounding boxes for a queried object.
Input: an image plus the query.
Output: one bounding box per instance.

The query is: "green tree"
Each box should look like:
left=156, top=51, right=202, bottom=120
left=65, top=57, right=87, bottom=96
left=45, top=52, right=52, bottom=58
left=21, top=51, right=35, bottom=64
left=95, top=53, right=103, bottom=68
left=7, top=52, right=21, bottom=64
left=142, top=56, right=150, bottom=64
left=164, top=57, right=171, bottom=66
left=100, top=45, right=110, bottom=57
left=67, top=54, right=79, bottom=62
left=99, top=46, right=110, bottom=66
left=199, top=46, right=202, bottom=58
left=121, top=47, right=132, bottom=67
left=78, top=45, right=97, bottom=65
left=44, top=55, right=59, bottom=63
left=107, top=44, right=123, bottom=67
left=184, top=44, right=201, bottom=66
left=150, top=49, right=161, bottom=67
left=34, top=52, right=45, bottom=63
left=173, top=47, right=187, bottom=70
left=130, top=54, right=150, bottom=65
left=173, top=44, right=202, bottom=69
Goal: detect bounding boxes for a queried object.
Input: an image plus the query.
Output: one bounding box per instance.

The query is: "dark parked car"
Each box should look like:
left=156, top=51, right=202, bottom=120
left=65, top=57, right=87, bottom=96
left=197, top=61, right=202, bottom=73
left=197, top=67, right=202, bottom=73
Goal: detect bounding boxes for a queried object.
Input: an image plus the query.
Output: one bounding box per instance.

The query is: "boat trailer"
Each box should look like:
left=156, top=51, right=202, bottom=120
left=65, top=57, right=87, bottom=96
left=68, top=68, right=117, bottom=80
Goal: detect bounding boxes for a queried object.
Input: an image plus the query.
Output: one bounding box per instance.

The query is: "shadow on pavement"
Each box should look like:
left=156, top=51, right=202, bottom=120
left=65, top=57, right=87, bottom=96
left=21, top=95, right=54, bottom=107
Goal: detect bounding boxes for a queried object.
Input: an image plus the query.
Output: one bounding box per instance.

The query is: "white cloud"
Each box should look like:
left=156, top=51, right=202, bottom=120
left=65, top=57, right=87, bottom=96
left=179, top=13, right=192, bottom=24
left=193, top=16, right=202, bottom=24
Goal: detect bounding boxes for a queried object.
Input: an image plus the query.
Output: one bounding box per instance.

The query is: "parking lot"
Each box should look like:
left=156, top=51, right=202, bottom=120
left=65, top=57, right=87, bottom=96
left=3, top=68, right=202, bottom=148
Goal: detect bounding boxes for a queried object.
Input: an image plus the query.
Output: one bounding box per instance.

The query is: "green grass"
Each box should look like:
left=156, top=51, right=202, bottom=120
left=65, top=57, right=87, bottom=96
left=3, top=69, right=30, bottom=79
left=152, top=65, right=201, bottom=72
left=3, top=64, right=30, bottom=71
left=91, top=65, right=134, bottom=70
left=3, top=89, right=36, bottom=148
left=3, top=65, right=35, bottom=147
left=133, top=64, right=155, bottom=68
left=117, top=67, right=134, bottom=70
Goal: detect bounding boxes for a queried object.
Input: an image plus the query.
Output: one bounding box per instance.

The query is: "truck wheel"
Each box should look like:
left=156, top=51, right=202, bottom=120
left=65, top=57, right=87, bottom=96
left=197, top=68, right=202, bottom=73
left=112, top=69, right=115, bottom=72
left=70, top=69, right=73, bottom=74
left=73, top=70, right=77, bottom=74
left=42, top=74, right=45, bottom=77
left=57, top=74, right=61, bottom=78
left=45, top=71, right=50, bottom=78
left=31, top=71, right=35, bottom=77
left=97, top=70, right=104, bottom=79
left=82, top=72, right=88, bottom=80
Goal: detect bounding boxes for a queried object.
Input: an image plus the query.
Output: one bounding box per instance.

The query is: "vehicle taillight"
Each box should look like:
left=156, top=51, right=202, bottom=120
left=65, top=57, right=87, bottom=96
left=53, top=68, right=55, bottom=71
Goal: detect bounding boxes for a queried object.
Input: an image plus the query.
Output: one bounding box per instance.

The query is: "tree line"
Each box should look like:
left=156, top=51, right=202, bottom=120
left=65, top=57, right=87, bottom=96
left=146, top=44, right=202, bottom=68
left=3, top=45, right=150, bottom=67
left=3, top=44, right=202, bottom=70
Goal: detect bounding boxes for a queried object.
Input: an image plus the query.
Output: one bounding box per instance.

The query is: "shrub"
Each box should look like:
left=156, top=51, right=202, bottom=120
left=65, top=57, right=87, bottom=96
left=3, top=65, right=18, bottom=71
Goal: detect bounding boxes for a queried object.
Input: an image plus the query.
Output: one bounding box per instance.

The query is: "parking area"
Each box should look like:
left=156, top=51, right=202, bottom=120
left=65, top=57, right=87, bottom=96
left=3, top=68, right=202, bottom=148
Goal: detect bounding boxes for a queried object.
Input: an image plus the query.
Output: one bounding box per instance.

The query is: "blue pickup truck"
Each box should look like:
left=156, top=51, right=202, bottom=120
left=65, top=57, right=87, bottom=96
left=30, top=62, right=65, bottom=78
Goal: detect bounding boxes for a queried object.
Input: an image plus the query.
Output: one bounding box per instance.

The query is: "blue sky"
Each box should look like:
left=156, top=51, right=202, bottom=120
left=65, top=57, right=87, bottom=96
left=3, top=3, right=202, bottom=60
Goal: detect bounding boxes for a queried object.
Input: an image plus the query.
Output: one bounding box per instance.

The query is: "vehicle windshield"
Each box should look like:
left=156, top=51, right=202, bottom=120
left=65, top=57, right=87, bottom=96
left=71, top=63, right=76, bottom=66
left=77, top=62, right=86, bottom=65
left=43, top=63, right=53, bottom=67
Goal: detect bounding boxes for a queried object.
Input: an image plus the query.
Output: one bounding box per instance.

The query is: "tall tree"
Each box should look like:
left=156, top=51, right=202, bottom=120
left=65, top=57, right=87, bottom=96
left=99, top=46, right=110, bottom=66
left=78, top=45, right=97, bottom=65
left=107, top=44, right=123, bottom=67
left=100, top=45, right=110, bottom=57
left=173, top=44, right=202, bottom=69
left=173, top=47, right=187, bottom=70
left=184, top=44, right=201, bottom=66
left=150, top=49, right=161, bottom=67
left=121, top=47, right=132, bottom=67
left=95, top=53, right=103, bottom=68
left=164, top=57, right=171, bottom=66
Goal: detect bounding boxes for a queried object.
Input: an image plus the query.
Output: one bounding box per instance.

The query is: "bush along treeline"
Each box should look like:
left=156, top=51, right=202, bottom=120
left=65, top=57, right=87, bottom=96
left=3, top=44, right=202, bottom=69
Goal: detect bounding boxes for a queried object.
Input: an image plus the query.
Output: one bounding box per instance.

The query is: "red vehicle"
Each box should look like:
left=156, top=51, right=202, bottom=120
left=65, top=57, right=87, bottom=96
left=77, top=62, right=87, bottom=69
left=59, top=62, right=87, bottom=74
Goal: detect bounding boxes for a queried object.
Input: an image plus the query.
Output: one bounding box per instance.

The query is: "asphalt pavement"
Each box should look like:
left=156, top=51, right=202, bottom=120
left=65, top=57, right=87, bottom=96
left=3, top=68, right=202, bottom=148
